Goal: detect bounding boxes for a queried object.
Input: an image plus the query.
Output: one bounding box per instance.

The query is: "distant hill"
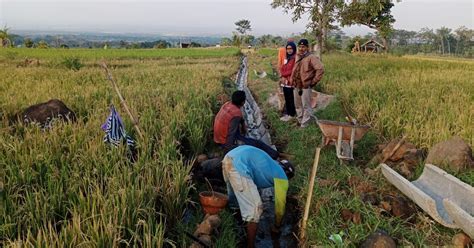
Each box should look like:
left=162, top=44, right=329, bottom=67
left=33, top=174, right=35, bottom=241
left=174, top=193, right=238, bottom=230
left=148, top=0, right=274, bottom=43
left=10, top=31, right=223, bottom=48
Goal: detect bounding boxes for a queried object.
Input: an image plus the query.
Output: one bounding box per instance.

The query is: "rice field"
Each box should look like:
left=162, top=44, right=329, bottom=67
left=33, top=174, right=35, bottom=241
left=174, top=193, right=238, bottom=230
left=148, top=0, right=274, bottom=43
left=1, top=47, right=240, bottom=60
left=248, top=50, right=473, bottom=246
left=1, top=47, right=472, bottom=247
left=322, top=53, right=474, bottom=149
left=0, top=47, right=240, bottom=246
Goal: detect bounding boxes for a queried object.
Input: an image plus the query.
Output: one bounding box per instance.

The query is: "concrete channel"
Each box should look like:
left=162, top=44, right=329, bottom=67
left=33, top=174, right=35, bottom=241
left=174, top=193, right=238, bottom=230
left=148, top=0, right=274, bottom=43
left=235, top=56, right=298, bottom=248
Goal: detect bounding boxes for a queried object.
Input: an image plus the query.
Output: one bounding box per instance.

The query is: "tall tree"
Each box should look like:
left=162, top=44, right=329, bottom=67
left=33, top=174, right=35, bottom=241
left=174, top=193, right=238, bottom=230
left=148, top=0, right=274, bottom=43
left=221, top=37, right=232, bottom=46
left=417, top=27, right=436, bottom=53
left=234, top=19, right=252, bottom=46
left=272, top=0, right=342, bottom=57
left=340, top=0, right=395, bottom=51
left=436, top=27, right=452, bottom=55
left=243, top=35, right=255, bottom=46
left=0, top=26, right=12, bottom=48
left=454, top=26, right=473, bottom=56
left=270, top=36, right=285, bottom=47
left=391, top=29, right=417, bottom=46
left=257, top=34, right=273, bottom=47
left=36, top=40, right=49, bottom=49
left=232, top=32, right=242, bottom=47
left=24, top=38, right=34, bottom=48
left=235, top=19, right=252, bottom=35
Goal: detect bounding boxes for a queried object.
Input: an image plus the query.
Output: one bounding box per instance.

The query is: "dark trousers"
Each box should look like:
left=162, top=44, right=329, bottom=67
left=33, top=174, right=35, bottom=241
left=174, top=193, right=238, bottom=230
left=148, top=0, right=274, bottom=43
left=222, top=135, right=280, bottom=160
left=237, top=134, right=279, bottom=160
left=283, top=87, right=296, bottom=117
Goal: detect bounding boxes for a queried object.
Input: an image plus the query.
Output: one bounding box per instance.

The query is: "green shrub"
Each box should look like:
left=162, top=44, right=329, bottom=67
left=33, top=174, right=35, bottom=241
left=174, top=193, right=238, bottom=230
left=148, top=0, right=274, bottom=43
left=62, top=57, right=83, bottom=71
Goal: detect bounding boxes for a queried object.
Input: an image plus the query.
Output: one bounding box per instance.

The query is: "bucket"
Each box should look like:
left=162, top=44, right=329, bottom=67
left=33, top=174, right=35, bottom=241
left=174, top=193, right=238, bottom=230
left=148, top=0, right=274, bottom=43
left=199, top=191, right=228, bottom=215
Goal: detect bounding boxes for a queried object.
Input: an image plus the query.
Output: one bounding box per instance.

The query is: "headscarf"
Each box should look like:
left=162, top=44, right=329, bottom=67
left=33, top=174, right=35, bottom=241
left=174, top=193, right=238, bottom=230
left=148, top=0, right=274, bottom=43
left=286, top=41, right=297, bottom=60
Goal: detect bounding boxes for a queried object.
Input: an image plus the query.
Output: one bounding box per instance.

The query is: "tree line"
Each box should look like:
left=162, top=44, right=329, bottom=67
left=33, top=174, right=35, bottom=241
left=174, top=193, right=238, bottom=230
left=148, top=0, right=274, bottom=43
left=270, top=0, right=473, bottom=58
left=389, top=26, right=473, bottom=57
left=220, top=25, right=473, bottom=58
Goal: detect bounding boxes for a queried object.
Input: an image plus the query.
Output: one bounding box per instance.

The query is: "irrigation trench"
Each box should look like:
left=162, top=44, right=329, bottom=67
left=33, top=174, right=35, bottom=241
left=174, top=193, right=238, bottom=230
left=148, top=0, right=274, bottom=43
left=235, top=56, right=298, bottom=248
left=237, top=57, right=274, bottom=147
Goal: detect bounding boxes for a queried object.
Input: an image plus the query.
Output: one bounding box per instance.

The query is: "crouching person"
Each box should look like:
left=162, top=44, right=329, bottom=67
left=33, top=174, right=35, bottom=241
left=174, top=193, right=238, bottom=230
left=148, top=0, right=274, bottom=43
left=222, top=145, right=295, bottom=248
left=214, top=90, right=281, bottom=159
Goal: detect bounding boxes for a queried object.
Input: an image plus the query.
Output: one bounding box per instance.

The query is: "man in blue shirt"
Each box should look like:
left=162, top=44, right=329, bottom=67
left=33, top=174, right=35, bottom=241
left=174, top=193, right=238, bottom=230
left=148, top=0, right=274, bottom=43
left=222, top=145, right=295, bottom=248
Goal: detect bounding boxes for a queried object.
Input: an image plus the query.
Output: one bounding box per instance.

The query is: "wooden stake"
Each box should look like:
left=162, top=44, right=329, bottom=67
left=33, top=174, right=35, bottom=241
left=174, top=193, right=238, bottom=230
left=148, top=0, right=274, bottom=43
left=300, top=147, right=321, bottom=243
left=101, top=61, right=144, bottom=140
left=381, top=135, right=407, bottom=164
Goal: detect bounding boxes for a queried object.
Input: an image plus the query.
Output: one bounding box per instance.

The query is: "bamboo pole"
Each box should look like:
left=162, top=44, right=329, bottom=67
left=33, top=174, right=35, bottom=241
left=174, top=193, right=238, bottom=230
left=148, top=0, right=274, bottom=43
left=101, top=61, right=144, bottom=140
left=381, top=135, right=407, bottom=164
left=300, top=147, right=321, bottom=243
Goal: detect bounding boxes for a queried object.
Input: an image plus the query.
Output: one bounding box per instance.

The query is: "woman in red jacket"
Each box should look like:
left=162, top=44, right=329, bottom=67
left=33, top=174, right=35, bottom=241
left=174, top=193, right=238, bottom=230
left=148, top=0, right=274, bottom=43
left=279, top=41, right=297, bottom=121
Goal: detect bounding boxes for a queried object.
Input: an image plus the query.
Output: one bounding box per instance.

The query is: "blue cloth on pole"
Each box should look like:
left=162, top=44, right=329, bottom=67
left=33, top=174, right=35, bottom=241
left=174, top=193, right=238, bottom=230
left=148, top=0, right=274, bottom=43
left=102, top=105, right=137, bottom=161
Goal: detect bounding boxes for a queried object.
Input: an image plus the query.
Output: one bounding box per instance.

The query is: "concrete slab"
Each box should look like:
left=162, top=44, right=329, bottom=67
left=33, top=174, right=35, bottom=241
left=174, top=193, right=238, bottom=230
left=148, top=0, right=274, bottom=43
left=381, top=164, right=474, bottom=237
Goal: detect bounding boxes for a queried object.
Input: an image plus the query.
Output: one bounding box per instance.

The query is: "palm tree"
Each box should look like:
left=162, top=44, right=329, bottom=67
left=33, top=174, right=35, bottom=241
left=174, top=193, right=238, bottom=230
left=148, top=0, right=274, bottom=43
left=0, top=26, right=11, bottom=47
left=0, top=26, right=12, bottom=48
left=436, top=27, right=452, bottom=55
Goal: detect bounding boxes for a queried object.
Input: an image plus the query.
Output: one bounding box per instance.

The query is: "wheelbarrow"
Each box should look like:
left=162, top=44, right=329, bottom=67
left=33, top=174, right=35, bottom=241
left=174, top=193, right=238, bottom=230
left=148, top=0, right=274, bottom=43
left=317, top=120, right=370, bottom=160
left=381, top=163, right=474, bottom=238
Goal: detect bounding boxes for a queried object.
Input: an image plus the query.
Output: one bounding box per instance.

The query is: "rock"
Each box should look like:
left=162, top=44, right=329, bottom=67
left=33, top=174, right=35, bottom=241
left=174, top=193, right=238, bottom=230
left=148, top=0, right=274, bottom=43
left=20, top=99, right=76, bottom=127
left=341, top=209, right=353, bottom=222
left=190, top=214, right=221, bottom=248
left=452, top=233, right=472, bottom=248
left=426, top=136, right=474, bottom=172
left=381, top=139, right=417, bottom=162
left=204, top=214, right=221, bottom=228
left=360, top=231, right=396, bottom=248
left=190, top=236, right=211, bottom=248
left=312, top=91, right=335, bottom=111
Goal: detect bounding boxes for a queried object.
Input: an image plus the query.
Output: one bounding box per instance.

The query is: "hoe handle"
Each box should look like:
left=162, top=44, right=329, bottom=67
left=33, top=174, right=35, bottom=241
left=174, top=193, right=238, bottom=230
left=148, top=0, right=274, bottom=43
left=300, top=147, right=321, bottom=242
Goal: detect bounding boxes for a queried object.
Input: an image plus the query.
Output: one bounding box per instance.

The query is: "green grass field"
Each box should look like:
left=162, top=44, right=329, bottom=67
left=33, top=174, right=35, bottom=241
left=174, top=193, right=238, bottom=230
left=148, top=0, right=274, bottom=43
left=249, top=49, right=473, bottom=246
left=1, top=47, right=472, bottom=247
left=1, top=47, right=241, bottom=60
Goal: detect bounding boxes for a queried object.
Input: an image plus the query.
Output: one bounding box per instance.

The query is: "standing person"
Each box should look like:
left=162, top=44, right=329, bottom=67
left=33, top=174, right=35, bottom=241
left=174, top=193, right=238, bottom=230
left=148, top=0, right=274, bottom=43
left=279, top=41, right=297, bottom=122
left=213, top=91, right=282, bottom=159
left=277, top=38, right=294, bottom=69
left=222, top=145, right=295, bottom=248
left=291, top=39, right=324, bottom=128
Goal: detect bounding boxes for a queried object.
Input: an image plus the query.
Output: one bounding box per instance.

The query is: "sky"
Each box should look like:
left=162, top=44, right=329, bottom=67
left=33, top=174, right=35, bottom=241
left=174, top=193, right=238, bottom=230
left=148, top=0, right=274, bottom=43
left=0, top=0, right=473, bottom=36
